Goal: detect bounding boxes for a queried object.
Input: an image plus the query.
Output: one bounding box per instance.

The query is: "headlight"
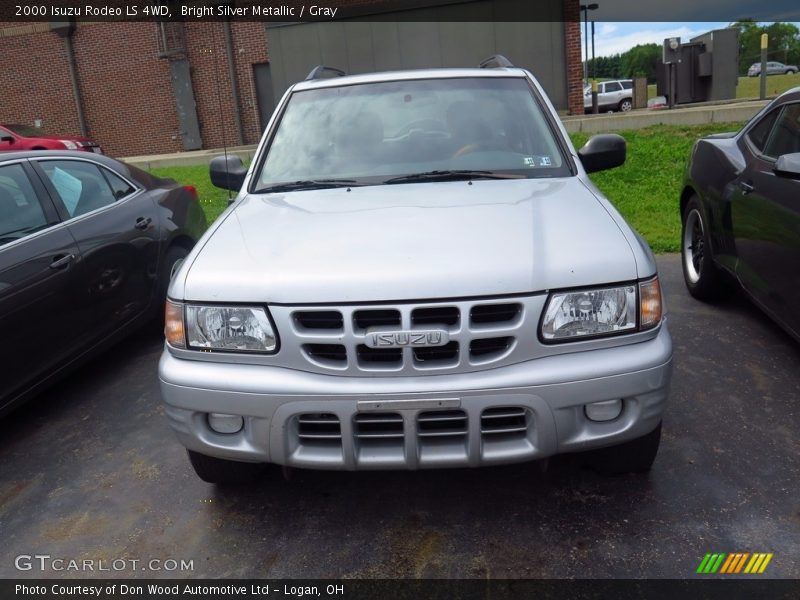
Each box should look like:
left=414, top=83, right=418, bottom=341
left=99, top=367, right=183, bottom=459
left=165, top=302, right=278, bottom=353
left=59, top=140, right=78, bottom=149
left=541, top=277, right=662, bottom=342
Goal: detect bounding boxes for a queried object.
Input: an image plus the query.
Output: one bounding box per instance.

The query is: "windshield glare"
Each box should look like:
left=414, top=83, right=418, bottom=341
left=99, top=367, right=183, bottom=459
left=256, top=77, right=568, bottom=188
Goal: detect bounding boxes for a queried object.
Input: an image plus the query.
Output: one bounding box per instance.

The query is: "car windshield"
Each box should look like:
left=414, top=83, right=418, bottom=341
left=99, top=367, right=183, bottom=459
left=3, top=124, right=47, bottom=137
left=254, top=76, right=569, bottom=190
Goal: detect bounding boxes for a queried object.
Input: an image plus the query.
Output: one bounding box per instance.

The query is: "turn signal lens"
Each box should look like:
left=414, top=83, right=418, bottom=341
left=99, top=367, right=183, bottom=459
left=165, top=300, right=186, bottom=348
left=639, top=277, right=663, bottom=330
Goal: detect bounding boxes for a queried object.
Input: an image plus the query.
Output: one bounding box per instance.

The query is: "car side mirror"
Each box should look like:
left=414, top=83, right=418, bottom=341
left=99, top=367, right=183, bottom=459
left=0, top=135, right=14, bottom=143
left=773, top=152, right=800, bottom=179
left=209, top=155, right=247, bottom=191
left=578, top=134, right=626, bottom=173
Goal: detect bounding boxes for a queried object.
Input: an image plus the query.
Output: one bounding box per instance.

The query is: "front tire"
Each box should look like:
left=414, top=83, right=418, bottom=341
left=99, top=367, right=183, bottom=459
left=583, top=422, right=662, bottom=475
left=619, top=98, right=632, bottom=112
left=187, top=450, right=269, bottom=485
left=681, top=196, right=731, bottom=301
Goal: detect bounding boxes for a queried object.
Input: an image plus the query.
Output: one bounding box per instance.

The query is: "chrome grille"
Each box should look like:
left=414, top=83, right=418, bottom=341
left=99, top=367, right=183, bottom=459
left=277, top=296, right=542, bottom=376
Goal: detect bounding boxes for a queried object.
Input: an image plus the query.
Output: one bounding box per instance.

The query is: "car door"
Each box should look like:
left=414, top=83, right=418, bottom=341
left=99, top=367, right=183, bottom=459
left=732, top=102, right=800, bottom=334
left=32, top=157, right=161, bottom=342
left=602, top=81, right=623, bottom=110
left=0, top=160, right=86, bottom=408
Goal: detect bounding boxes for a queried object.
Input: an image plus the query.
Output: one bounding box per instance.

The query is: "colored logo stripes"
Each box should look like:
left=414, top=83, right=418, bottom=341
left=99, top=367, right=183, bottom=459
left=696, top=552, right=773, bottom=574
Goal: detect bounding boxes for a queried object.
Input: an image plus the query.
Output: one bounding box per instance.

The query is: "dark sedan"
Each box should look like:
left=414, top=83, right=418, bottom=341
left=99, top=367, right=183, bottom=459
left=680, top=86, right=800, bottom=341
left=0, top=151, right=206, bottom=415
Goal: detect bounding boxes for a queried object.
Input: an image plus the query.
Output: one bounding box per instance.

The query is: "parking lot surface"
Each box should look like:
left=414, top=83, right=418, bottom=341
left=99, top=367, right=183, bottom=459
left=1, top=254, right=798, bottom=578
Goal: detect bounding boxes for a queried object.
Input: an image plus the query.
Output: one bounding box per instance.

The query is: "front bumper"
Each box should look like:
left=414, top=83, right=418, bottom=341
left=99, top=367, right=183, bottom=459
left=159, top=323, right=672, bottom=470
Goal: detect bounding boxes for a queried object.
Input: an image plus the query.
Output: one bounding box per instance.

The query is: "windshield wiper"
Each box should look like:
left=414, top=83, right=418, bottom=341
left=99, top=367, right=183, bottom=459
left=255, top=179, right=361, bottom=193
left=383, top=170, right=523, bottom=184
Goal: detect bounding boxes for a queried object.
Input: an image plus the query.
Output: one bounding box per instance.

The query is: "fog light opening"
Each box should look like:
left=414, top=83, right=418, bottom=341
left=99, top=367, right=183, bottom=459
left=208, top=413, right=244, bottom=434
left=585, top=399, right=623, bottom=422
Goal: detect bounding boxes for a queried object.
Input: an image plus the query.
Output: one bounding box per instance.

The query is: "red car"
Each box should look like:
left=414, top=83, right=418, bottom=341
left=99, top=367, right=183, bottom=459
left=0, top=124, right=103, bottom=154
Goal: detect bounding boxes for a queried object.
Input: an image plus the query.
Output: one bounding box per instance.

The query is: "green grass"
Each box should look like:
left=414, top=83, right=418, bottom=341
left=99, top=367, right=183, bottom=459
left=150, top=164, right=234, bottom=222
left=149, top=122, right=746, bottom=254
left=570, top=122, right=744, bottom=253
left=647, top=72, right=799, bottom=100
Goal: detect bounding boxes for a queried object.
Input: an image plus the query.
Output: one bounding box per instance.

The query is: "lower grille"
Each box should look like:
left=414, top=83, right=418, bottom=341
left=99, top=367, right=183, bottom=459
left=481, top=407, right=528, bottom=441
left=418, top=410, right=468, bottom=438
left=297, top=413, right=342, bottom=446
left=354, top=413, right=404, bottom=439
left=357, top=345, right=402, bottom=368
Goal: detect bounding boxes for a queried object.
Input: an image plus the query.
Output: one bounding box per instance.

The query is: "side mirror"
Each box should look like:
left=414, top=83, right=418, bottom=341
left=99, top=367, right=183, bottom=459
left=209, top=155, right=247, bottom=191
left=773, top=152, right=800, bottom=179
left=0, top=135, right=14, bottom=143
left=578, top=134, right=626, bottom=173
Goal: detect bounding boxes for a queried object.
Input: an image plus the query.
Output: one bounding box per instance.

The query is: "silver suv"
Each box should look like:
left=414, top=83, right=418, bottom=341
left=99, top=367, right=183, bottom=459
left=584, top=79, right=634, bottom=112
left=160, top=57, right=672, bottom=484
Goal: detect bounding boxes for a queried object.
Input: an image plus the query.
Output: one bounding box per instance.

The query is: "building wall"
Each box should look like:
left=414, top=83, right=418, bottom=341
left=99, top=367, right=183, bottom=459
left=563, top=0, right=584, bottom=116
left=0, top=21, right=268, bottom=157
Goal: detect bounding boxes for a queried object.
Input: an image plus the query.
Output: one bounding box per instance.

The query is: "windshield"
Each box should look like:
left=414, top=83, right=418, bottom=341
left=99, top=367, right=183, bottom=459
left=3, top=124, right=49, bottom=137
left=254, top=77, right=570, bottom=189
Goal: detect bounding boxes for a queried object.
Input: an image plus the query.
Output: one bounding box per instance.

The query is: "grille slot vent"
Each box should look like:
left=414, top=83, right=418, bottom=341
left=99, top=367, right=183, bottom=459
left=354, top=413, right=404, bottom=439
left=411, top=306, right=459, bottom=326
left=294, top=310, right=343, bottom=330
left=353, top=309, right=400, bottom=330
left=470, top=303, right=522, bottom=325
left=417, top=410, right=468, bottom=438
left=470, top=337, right=514, bottom=358
left=413, top=341, right=459, bottom=364
left=303, top=344, right=346, bottom=364
left=297, top=413, right=341, bottom=443
left=481, top=407, right=528, bottom=436
left=357, top=345, right=402, bottom=366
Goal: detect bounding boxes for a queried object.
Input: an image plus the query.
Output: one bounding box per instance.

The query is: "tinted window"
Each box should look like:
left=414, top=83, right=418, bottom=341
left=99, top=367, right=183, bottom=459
left=763, top=103, right=800, bottom=158
left=621, top=81, right=633, bottom=90
left=747, top=109, right=779, bottom=154
left=604, top=82, right=622, bottom=92
left=102, top=168, right=136, bottom=199
left=0, top=163, right=48, bottom=246
left=39, top=160, right=117, bottom=217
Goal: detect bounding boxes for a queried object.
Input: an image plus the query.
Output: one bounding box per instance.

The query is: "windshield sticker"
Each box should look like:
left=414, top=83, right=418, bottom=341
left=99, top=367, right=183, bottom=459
left=51, top=167, right=82, bottom=216
left=524, top=155, right=553, bottom=168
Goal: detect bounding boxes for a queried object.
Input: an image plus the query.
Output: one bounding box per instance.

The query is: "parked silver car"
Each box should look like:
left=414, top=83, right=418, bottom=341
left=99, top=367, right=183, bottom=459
left=160, top=57, right=672, bottom=484
left=584, top=79, right=634, bottom=112
left=748, top=61, right=799, bottom=77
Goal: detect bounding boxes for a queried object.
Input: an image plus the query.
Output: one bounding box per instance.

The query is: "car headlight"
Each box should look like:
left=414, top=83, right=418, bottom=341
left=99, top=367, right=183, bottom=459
left=165, top=301, right=278, bottom=353
left=540, top=277, right=662, bottom=342
left=59, top=140, right=78, bottom=150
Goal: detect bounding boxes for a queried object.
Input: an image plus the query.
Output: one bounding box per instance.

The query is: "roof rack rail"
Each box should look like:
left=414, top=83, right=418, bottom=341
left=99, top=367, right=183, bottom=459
left=479, top=54, right=514, bottom=69
left=305, top=65, right=347, bottom=81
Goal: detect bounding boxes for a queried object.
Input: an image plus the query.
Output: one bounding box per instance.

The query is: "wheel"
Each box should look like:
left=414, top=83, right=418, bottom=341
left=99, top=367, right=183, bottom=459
left=786, top=69, right=797, bottom=75
left=681, top=196, right=731, bottom=301
left=583, top=422, right=662, bottom=475
left=187, top=450, right=268, bottom=485
left=618, top=98, right=632, bottom=112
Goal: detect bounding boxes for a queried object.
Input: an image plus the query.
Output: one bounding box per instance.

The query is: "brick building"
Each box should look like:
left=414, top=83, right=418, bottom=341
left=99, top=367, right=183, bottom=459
left=0, top=0, right=583, bottom=158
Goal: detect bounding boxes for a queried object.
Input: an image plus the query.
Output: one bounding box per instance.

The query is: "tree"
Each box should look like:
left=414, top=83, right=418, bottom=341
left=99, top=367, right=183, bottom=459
left=621, top=44, right=661, bottom=82
left=731, top=20, right=800, bottom=74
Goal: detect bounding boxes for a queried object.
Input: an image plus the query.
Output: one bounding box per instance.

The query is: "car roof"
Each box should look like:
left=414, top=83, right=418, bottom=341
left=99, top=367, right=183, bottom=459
left=0, top=150, right=127, bottom=173
left=292, top=67, right=530, bottom=91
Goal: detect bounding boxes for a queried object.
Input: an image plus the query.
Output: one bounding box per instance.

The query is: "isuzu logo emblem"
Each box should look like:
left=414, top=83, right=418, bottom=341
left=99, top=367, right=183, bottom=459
left=365, top=330, right=449, bottom=348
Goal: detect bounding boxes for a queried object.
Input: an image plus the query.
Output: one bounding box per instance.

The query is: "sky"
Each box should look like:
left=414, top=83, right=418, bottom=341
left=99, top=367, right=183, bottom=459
left=581, top=22, right=800, bottom=58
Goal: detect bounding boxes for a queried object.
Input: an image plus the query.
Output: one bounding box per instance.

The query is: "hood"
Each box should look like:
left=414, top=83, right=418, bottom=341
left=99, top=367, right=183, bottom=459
left=182, top=178, right=637, bottom=304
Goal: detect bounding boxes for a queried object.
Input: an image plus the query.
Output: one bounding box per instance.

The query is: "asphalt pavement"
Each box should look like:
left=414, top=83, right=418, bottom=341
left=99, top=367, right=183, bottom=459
left=1, top=254, right=798, bottom=579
